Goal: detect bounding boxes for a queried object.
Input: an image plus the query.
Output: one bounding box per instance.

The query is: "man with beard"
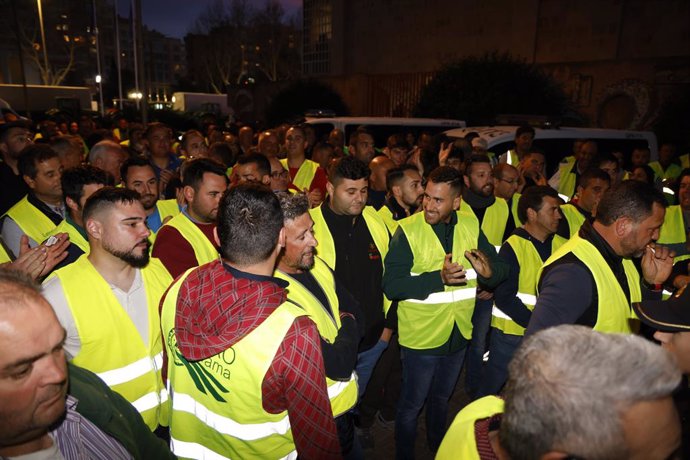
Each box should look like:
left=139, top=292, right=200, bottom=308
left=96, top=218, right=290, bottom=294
left=460, top=154, right=514, bottom=399
left=379, top=165, right=424, bottom=235
left=42, top=187, right=173, bottom=432
left=44, top=165, right=112, bottom=272
left=121, top=156, right=180, bottom=235
left=527, top=180, right=673, bottom=335
left=654, top=169, right=690, bottom=290
left=0, top=270, right=175, bottom=459
left=274, top=193, right=363, bottom=457
left=383, top=166, right=507, bottom=458
left=482, top=186, right=565, bottom=396
left=152, top=158, right=228, bottom=278
left=0, top=115, right=32, bottom=215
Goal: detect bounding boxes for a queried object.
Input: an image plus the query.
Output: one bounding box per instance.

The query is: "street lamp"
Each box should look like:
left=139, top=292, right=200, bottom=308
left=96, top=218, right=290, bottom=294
left=36, top=0, right=49, bottom=82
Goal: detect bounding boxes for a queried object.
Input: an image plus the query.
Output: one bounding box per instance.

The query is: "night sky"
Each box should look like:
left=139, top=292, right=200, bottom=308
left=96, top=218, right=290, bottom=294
left=115, top=0, right=302, bottom=39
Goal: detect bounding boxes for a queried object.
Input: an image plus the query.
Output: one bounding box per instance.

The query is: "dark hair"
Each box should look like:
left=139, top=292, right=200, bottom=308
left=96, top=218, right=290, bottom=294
left=120, top=155, right=154, bottom=183
left=236, top=153, right=270, bottom=177
left=277, top=192, right=310, bottom=221
left=577, top=168, right=610, bottom=189
left=386, top=164, right=419, bottom=193
left=596, top=180, right=667, bottom=226
left=208, top=142, right=237, bottom=168
left=17, top=144, right=59, bottom=179
left=427, top=166, right=463, bottom=195
left=180, top=129, right=205, bottom=151
left=631, top=165, right=655, bottom=185
left=327, top=156, right=370, bottom=184
left=515, top=125, right=535, bottom=139
left=287, top=124, right=307, bottom=139
left=463, top=153, right=492, bottom=176
left=387, top=133, right=410, bottom=151
left=352, top=126, right=374, bottom=145
left=217, top=183, right=283, bottom=265
left=61, top=165, right=113, bottom=209
left=182, top=158, right=229, bottom=191
left=50, top=135, right=82, bottom=155
left=82, top=187, right=141, bottom=224
left=313, top=141, right=335, bottom=154
left=144, top=122, right=170, bottom=139
left=677, top=168, right=690, bottom=187
left=595, top=152, right=620, bottom=168
left=517, top=185, right=559, bottom=223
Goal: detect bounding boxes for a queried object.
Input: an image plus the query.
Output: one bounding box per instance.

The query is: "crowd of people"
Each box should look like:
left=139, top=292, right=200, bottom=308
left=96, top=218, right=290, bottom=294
left=1, top=106, right=689, bottom=460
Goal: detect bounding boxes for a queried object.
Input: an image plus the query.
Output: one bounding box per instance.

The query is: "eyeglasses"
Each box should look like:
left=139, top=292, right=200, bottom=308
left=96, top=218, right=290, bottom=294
left=498, top=177, right=519, bottom=185
left=271, top=171, right=289, bottom=179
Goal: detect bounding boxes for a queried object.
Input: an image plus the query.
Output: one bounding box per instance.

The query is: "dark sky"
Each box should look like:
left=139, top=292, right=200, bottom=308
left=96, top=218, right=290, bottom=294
left=115, top=0, right=302, bottom=39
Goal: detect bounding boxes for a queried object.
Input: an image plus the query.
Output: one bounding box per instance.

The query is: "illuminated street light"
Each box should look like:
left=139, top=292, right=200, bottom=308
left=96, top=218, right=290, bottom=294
left=36, top=0, right=49, bottom=81
left=95, top=74, right=102, bottom=83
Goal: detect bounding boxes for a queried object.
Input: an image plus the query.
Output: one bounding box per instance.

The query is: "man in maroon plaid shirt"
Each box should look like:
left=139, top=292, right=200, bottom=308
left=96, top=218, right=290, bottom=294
left=161, top=183, right=341, bottom=459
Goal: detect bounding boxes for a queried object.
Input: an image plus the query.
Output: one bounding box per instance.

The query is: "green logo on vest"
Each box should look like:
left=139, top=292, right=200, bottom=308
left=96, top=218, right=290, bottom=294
left=167, top=329, right=230, bottom=402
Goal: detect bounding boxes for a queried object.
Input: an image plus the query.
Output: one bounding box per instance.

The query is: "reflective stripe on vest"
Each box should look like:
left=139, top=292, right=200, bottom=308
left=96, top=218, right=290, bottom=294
left=436, top=396, right=504, bottom=460
left=310, top=205, right=392, bottom=314
left=538, top=235, right=641, bottom=333
left=459, top=198, right=508, bottom=247
left=51, top=255, right=172, bottom=430
left=4, top=195, right=60, bottom=244
left=280, top=158, right=319, bottom=191
left=162, top=212, right=218, bottom=266
left=162, top=263, right=305, bottom=459
left=171, top=438, right=297, bottom=460
left=492, top=234, right=566, bottom=336
left=557, top=158, right=577, bottom=199
left=274, top=257, right=358, bottom=416
left=397, top=210, right=479, bottom=349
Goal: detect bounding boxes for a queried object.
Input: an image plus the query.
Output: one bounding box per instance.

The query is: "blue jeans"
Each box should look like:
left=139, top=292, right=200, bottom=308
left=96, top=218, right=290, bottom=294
left=465, top=297, right=492, bottom=399
left=356, top=339, right=389, bottom=398
left=395, top=345, right=467, bottom=459
left=478, top=328, right=523, bottom=397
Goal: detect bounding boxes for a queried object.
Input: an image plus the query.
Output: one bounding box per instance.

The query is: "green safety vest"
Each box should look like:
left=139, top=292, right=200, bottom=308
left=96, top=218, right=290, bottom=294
left=557, top=157, right=578, bottom=200
left=560, top=203, right=586, bottom=238
left=0, top=241, right=11, bottom=264
left=459, top=198, right=509, bottom=250
left=649, top=161, right=682, bottom=181
left=397, top=210, right=479, bottom=349
left=510, top=193, right=522, bottom=227
left=280, top=158, right=319, bottom=191
left=274, top=256, right=358, bottom=417
left=436, top=395, right=504, bottom=460
left=378, top=204, right=399, bottom=235
left=157, top=199, right=181, bottom=222
left=505, top=150, right=519, bottom=166
left=161, top=267, right=305, bottom=460
left=48, top=255, right=172, bottom=430
left=310, top=204, right=392, bottom=314
left=538, top=235, right=641, bottom=333
left=657, top=204, right=690, bottom=266
left=160, top=213, right=218, bottom=267
left=47, top=219, right=88, bottom=254
left=680, top=154, right=690, bottom=170
left=4, top=195, right=61, bottom=245
left=491, top=234, right=566, bottom=336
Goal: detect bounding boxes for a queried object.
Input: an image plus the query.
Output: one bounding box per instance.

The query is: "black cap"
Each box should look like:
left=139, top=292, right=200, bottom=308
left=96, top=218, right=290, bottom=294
left=633, top=284, right=690, bottom=332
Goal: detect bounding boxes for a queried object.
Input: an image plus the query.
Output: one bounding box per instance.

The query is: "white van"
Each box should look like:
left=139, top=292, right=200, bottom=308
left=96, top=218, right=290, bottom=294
left=444, top=125, right=657, bottom=174
left=306, top=117, right=465, bottom=146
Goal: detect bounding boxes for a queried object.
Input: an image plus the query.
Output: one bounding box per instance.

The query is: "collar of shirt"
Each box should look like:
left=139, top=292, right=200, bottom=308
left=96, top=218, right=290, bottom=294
left=321, top=201, right=362, bottom=228
left=222, top=261, right=289, bottom=288
left=579, top=220, right=623, bottom=269
left=65, top=215, right=88, bottom=241
left=385, top=196, right=415, bottom=220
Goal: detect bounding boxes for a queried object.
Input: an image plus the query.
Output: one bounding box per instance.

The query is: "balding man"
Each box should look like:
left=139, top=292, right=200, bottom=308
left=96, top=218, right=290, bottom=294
left=258, top=130, right=280, bottom=158
left=88, top=140, right=126, bottom=184
left=369, top=155, right=395, bottom=209
left=0, top=269, right=174, bottom=458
